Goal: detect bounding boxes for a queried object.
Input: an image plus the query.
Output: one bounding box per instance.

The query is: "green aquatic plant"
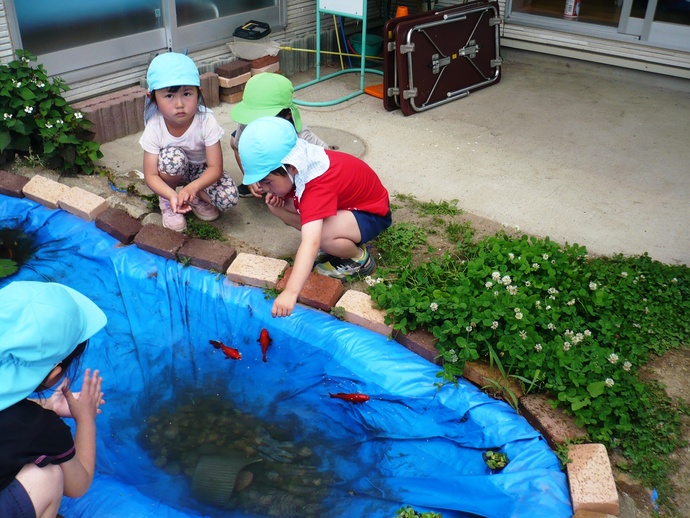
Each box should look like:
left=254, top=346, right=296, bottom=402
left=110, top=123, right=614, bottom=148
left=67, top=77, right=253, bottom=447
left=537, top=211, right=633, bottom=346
left=395, top=505, right=443, bottom=518
left=483, top=450, right=510, bottom=470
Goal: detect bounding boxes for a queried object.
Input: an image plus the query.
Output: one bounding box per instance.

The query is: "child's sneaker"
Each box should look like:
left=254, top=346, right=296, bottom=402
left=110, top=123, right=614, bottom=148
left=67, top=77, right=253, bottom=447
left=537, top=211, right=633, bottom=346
left=159, top=197, right=186, bottom=232
left=237, top=183, right=254, bottom=198
left=314, top=246, right=376, bottom=280
left=189, top=197, right=220, bottom=221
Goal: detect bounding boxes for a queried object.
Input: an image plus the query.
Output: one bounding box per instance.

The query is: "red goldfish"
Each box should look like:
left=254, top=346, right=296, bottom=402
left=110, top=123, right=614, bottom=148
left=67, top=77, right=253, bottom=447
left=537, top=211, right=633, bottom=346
left=209, top=340, right=242, bottom=360
left=258, top=328, right=271, bottom=363
left=329, top=393, right=370, bottom=404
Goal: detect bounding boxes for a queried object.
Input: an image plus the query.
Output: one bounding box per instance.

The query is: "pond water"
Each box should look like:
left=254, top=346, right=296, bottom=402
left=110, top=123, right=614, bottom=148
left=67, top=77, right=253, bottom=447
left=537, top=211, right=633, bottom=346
left=0, top=195, right=573, bottom=518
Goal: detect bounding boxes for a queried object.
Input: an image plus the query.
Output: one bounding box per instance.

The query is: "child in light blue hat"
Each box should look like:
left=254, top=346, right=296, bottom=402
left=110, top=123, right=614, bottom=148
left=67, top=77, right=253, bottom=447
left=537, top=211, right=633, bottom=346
left=140, top=52, right=239, bottom=232
left=0, top=281, right=107, bottom=518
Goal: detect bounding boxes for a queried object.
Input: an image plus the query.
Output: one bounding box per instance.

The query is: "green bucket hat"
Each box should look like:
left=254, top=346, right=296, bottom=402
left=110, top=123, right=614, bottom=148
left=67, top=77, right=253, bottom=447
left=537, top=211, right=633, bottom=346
left=230, top=73, right=302, bottom=132
left=0, top=281, right=107, bottom=411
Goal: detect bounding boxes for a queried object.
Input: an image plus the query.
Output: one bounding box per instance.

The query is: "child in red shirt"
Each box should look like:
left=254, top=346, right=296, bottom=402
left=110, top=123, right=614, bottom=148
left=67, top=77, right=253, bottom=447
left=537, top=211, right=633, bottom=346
left=238, top=117, right=391, bottom=318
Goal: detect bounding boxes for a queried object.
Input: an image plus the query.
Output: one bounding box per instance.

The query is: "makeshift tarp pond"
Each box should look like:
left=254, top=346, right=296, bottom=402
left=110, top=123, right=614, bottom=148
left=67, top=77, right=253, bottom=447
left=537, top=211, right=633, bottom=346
left=0, top=195, right=573, bottom=517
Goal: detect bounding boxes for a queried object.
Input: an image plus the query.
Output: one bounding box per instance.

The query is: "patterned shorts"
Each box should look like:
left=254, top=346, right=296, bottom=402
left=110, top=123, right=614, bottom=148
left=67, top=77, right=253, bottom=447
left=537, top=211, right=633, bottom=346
left=158, top=146, right=238, bottom=211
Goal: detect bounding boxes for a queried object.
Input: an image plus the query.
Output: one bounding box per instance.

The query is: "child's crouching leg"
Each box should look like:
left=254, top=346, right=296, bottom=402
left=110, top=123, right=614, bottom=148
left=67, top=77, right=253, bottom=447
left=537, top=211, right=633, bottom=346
left=14, top=463, right=64, bottom=518
left=205, top=172, right=239, bottom=211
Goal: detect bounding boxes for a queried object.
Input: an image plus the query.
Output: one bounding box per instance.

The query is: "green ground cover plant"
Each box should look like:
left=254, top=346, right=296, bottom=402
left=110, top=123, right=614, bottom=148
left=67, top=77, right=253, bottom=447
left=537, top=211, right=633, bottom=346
left=0, top=50, right=102, bottom=174
left=369, top=195, right=689, bottom=502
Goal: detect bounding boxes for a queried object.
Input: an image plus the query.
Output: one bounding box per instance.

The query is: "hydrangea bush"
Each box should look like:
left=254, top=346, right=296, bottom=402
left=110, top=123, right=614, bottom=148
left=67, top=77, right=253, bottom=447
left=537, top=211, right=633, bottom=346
left=369, top=227, right=689, bottom=491
left=0, top=50, right=102, bottom=174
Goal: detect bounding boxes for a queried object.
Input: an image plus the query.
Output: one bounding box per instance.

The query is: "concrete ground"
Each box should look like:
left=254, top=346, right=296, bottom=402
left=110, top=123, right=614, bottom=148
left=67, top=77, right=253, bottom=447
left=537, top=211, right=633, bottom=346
left=99, top=48, right=690, bottom=266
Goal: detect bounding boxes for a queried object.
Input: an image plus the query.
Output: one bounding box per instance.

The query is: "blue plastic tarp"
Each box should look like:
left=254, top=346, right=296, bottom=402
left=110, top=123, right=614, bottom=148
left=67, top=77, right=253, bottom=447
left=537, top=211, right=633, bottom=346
left=0, top=195, right=572, bottom=517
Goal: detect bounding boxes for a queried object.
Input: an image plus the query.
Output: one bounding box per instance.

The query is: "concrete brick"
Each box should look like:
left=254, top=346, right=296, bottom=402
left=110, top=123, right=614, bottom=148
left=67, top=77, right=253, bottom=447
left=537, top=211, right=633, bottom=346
left=95, top=207, right=143, bottom=244
left=220, top=91, right=244, bottom=104
left=133, top=223, right=187, bottom=260
left=226, top=252, right=287, bottom=288
left=572, top=511, right=616, bottom=518
left=334, top=290, right=392, bottom=336
left=0, top=170, right=29, bottom=198
left=251, top=62, right=280, bottom=76
left=58, top=186, right=109, bottom=221
left=123, top=92, right=146, bottom=135
left=215, top=60, right=252, bottom=78
left=200, top=72, right=220, bottom=107
left=276, top=267, right=344, bottom=312
left=393, top=328, right=442, bottom=365
left=567, top=443, right=619, bottom=515
left=219, top=84, right=245, bottom=96
left=178, top=238, right=237, bottom=272
left=250, top=54, right=280, bottom=69
left=462, top=360, right=525, bottom=399
left=22, top=175, right=71, bottom=209
left=519, top=393, right=589, bottom=449
left=218, top=72, right=251, bottom=89
left=79, top=104, right=104, bottom=144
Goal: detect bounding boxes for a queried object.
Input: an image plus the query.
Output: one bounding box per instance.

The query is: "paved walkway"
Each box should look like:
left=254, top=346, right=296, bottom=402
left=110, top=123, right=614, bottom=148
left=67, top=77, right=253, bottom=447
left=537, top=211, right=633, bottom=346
left=99, top=49, right=690, bottom=266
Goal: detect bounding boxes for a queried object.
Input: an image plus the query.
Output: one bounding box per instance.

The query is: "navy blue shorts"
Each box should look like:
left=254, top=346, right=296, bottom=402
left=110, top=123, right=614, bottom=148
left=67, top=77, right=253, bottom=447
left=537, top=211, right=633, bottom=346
left=353, top=209, right=392, bottom=245
left=0, top=479, right=36, bottom=518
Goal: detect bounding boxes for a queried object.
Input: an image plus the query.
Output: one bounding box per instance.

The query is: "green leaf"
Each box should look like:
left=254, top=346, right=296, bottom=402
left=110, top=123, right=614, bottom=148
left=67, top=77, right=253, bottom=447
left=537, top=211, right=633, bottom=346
left=587, top=381, right=606, bottom=398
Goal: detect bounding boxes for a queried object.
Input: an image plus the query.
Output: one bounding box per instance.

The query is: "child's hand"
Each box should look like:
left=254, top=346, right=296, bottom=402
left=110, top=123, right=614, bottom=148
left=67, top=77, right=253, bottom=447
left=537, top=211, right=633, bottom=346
left=248, top=182, right=264, bottom=197
left=265, top=193, right=285, bottom=208
left=272, top=291, right=298, bottom=317
left=170, top=193, right=192, bottom=214
left=63, top=369, right=104, bottom=423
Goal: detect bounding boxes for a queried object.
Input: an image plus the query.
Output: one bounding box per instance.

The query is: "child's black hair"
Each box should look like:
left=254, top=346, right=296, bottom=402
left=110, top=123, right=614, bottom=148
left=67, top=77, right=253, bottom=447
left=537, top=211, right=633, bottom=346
left=268, top=165, right=289, bottom=177
left=276, top=108, right=296, bottom=129
left=150, top=85, right=207, bottom=109
left=35, top=340, right=88, bottom=395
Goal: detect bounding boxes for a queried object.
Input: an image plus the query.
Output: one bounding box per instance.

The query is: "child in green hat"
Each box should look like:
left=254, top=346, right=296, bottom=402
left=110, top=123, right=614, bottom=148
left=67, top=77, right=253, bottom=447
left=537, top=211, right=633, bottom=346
left=230, top=72, right=327, bottom=197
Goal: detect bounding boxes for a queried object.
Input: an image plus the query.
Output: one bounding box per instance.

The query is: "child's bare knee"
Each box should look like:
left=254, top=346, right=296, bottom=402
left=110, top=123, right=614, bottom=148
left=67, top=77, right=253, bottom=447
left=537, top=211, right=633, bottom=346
left=16, top=463, right=64, bottom=512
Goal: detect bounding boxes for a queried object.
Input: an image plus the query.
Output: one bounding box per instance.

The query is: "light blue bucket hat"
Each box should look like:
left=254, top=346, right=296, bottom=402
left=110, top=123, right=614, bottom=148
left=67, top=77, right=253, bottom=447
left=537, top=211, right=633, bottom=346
left=0, top=281, right=107, bottom=411
left=238, top=117, right=298, bottom=185
left=147, top=52, right=200, bottom=92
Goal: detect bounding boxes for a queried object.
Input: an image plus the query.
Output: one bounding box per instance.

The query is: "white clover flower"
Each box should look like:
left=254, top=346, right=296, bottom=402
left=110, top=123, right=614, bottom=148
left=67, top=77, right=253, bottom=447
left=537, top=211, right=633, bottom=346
left=640, top=274, right=645, bottom=280
left=430, top=302, right=439, bottom=312
left=548, top=287, right=558, bottom=295
left=672, top=278, right=678, bottom=283
left=623, top=361, right=632, bottom=372
left=16, top=81, right=22, bottom=88
left=515, top=312, right=523, bottom=320
left=465, top=325, right=473, bottom=333
left=492, top=271, right=501, bottom=281
left=508, top=253, right=515, bottom=260
left=589, top=282, right=597, bottom=291
left=551, top=259, right=556, bottom=264
left=547, top=323, right=555, bottom=330
left=621, top=271, right=628, bottom=278
left=365, top=276, right=376, bottom=287
left=376, top=277, right=384, bottom=284
left=524, top=281, right=531, bottom=287
left=534, top=343, right=542, bottom=352
left=545, top=305, right=551, bottom=311
left=514, top=225, right=520, bottom=232
left=491, top=321, right=499, bottom=330
left=584, top=329, right=592, bottom=337
left=447, top=350, right=459, bottom=364
left=608, top=353, right=619, bottom=364
left=564, top=329, right=574, bottom=338
left=24, top=106, right=33, bottom=114
left=532, top=263, right=540, bottom=270
left=507, top=285, right=518, bottom=295
left=74, top=112, right=83, bottom=119
left=573, top=333, right=584, bottom=344
left=644, top=307, right=649, bottom=314
left=542, top=253, right=549, bottom=260
left=485, top=281, right=493, bottom=289
left=501, top=275, right=512, bottom=286
left=633, top=323, right=641, bottom=329
left=493, top=291, right=499, bottom=297
left=534, top=300, right=541, bottom=308
left=567, top=299, right=576, bottom=306
left=563, top=342, right=571, bottom=352
left=549, top=295, right=556, bottom=300
left=519, top=330, right=527, bottom=340
left=605, top=378, right=614, bottom=388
